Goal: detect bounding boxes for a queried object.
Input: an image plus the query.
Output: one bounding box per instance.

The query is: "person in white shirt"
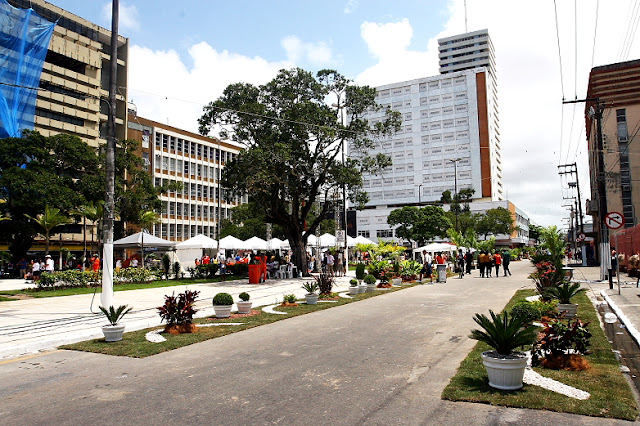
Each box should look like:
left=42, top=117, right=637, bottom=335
left=45, top=255, right=54, bottom=272
left=131, top=258, right=138, bottom=268
left=326, top=252, right=335, bottom=276
left=32, top=259, right=41, bottom=281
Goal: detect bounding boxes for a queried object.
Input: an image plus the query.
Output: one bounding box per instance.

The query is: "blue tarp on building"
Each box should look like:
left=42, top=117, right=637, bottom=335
left=0, top=0, right=56, bottom=138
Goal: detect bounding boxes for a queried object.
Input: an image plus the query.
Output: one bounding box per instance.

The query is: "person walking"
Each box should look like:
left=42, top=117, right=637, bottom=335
left=502, top=250, right=512, bottom=276
left=419, top=250, right=433, bottom=283
left=457, top=250, right=465, bottom=278
left=32, top=259, right=41, bottom=282
left=478, top=251, right=485, bottom=278
left=465, top=250, right=473, bottom=275
left=493, top=251, right=502, bottom=277
left=45, top=254, right=55, bottom=273
left=326, top=251, right=335, bottom=276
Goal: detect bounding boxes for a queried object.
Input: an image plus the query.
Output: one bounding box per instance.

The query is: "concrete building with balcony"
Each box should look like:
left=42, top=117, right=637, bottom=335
left=127, top=114, right=245, bottom=242
left=585, top=59, right=640, bottom=254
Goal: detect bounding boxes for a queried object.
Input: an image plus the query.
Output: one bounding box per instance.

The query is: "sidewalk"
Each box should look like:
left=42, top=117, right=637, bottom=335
left=0, top=273, right=351, bottom=360
left=573, top=266, right=640, bottom=348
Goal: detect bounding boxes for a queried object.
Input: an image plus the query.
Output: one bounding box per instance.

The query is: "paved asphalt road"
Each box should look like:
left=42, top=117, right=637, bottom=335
left=0, top=261, right=634, bottom=425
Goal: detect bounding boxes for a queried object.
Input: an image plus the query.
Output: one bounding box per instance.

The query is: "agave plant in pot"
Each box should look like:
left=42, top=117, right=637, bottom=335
left=237, top=292, right=252, bottom=314
left=212, top=292, right=234, bottom=318
left=348, top=279, right=359, bottom=295
left=99, top=304, right=133, bottom=342
left=302, top=281, right=319, bottom=305
left=469, top=310, right=538, bottom=390
left=547, top=282, right=582, bottom=319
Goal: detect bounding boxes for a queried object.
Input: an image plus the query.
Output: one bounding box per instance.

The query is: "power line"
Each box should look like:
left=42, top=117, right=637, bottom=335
left=591, top=0, right=599, bottom=69
left=553, top=0, right=566, bottom=100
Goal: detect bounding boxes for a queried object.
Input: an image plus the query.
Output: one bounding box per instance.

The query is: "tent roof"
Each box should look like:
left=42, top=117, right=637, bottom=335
left=219, top=235, right=245, bottom=249
left=413, top=242, right=457, bottom=253
left=113, top=231, right=175, bottom=248
left=243, top=236, right=268, bottom=250
left=176, top=234, right=217, bottom=249
left=353, top=235, right=375, bottom=246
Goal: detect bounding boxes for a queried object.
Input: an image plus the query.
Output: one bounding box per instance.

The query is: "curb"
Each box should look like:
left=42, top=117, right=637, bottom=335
left=600, top=289, right=640, bottom=349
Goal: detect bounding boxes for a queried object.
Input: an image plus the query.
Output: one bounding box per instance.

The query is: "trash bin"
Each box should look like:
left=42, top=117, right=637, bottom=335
left=437, top=264, right=447, bottom=283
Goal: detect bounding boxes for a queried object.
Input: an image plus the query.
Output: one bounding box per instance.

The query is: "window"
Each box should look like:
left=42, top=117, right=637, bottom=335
left=404, top=112, right=412, bottom=121
left=161, top=156, right=169, bottom=170
left=357, top=230, right=370, bottom=238
left=190, top=142, right=196, bottom=156
left=169, top=158, right=176, bottom=172
left=617, top=109, right=629, bottom=142
left=169, top=136, right=175, bottom=151
left=162, top=134, right=168, bottom=149
left=377, top=229, right=393, bottom=238
left=197, top=144, right=202, bottom=157
left=177, top=138, right=183, bottom=153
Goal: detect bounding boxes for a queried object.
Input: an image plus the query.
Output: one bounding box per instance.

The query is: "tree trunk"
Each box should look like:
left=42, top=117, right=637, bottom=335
left=45, top=231, right=50, bottom=255
left=286, top=228, right=308, bottom=278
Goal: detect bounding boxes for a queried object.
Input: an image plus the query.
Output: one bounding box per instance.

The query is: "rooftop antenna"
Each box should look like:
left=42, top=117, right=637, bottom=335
left=464, top=0, right=468, bottom=32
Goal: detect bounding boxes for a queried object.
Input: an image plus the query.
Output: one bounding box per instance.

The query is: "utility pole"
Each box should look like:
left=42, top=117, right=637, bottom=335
left=558, top=162, right=586, bottom=266
left=563, top=98, right=608, bottom=280
left=101, top=0, right=118, bottom=309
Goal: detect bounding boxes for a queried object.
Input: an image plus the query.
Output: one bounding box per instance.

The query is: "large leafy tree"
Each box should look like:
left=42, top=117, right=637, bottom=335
left=0, top=131, right=102, bottom=259
left=24, top=206, right=71, bottom=255
left=475, top=207, right=515, bottom=239
left=387, top=205, right=451, bottom=246
left=199, top=68, right=400, bottom=275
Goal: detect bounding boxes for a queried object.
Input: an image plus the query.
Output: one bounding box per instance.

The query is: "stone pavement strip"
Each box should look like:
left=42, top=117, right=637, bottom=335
left=0, top=261, right=633, bottom=425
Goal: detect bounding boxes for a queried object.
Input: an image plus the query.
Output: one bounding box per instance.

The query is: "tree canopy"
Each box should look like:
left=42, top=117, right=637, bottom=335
left=198, top=68, right=401, bottom=275
left=387, top=205, right=451, bottom=246
left=475, top=207, right=516, bottom=239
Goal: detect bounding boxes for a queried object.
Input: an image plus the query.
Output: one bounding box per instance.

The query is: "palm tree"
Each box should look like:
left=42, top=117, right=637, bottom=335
left=25, top=206, right=71, bottom=255
left=72, top=201, right=104, bottom=266
left=139, top=210, right=160, bottom=269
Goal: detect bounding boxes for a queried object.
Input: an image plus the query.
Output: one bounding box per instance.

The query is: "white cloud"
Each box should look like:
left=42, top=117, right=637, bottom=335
left=128, top=42, right=293, bottom=133
left=102, top=2, right=140, bottom=33
left=281, top=35, right=333, bottom=66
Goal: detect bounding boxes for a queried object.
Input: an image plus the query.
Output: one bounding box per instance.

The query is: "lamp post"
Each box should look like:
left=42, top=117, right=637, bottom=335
left=448, top=158, right=461, bottom=230
left=332, top=102, right=348, bottom=269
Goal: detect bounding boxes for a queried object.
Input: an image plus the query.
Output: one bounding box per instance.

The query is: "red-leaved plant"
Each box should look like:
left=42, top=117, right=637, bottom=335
left=157, top=289, right=200, bottom=326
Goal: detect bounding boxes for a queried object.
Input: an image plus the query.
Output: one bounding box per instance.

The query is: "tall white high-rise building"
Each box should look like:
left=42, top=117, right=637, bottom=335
left=354, top=30, right=504, bottom=241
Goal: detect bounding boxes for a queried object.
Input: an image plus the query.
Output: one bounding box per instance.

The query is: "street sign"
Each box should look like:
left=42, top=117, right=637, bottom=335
left=605, top=211, right=625, bottom=230
left=336, top=230, right=345, bottom=244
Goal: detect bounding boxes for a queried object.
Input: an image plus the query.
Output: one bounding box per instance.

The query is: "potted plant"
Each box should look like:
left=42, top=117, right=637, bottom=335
left=349, top=278, right=359, bottom=295
left=355, top=262, right=366, bottom=283
left=157, top=290, right=200, bottom=333
left=363, top=274, right=377, bottom=292
left=212, top=292, right=234, bottom=318
left=99, top=304, right=133, bottom=342
left=391, top=261, right=402, bottom=285
left=547, top=282, right=582, bottom=319
left=237, top=291, right=252, bottom=314
left=302, top=281, right=319, bottom=305
left=469, top=310, right=538, bottom=390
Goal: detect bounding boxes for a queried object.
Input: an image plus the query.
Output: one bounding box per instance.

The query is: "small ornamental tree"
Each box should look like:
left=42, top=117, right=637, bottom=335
left=199, top=68, right=401, bottom=276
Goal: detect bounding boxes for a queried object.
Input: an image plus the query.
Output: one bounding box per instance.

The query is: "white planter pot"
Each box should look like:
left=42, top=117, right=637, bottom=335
left=358, top=284, right=367, bottom=294
left=392, top=278, right=402, bottom=286
left=557, top=303, right=578, bottom=319
left=366, top=283, right=376, bottom=292
left=213, top=305, right=233, bottom=318
left=305, top=293, right=319, bottom=305
left=349, top=286, right=359, bottom=295
left=237, top=301, right=252, bottom=314
left=101, top=324, right=125, bottom=342
left=481, top=351, right=528, bottom=390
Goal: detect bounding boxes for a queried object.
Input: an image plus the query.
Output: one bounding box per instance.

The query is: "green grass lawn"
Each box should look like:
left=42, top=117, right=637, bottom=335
left=0, top=276, right=244, bottom=299
left=441, top=289, right=638, bottom=421
left=61, top=284, right=415, bottom=358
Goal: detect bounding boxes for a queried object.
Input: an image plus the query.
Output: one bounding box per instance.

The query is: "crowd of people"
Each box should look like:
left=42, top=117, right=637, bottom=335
left=415, top=249, right=513, bottom=282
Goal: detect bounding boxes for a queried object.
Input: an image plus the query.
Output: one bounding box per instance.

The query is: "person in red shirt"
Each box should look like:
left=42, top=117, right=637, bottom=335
left=493, top=252, right=502, bottom=277
left=91, top=254, right=100, bottom=272
left=202, top=254, right=210, bottom=265
left=435, top=252, right=445, bottom=265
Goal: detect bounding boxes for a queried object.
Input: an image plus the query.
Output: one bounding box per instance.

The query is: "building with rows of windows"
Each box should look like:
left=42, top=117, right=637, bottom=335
left=128, top=113, right=245, bottom=242
left=352, top=30, right=531, bottom=246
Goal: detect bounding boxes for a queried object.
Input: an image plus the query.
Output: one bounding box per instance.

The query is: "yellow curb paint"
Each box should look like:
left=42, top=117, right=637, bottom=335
left=0, top=350, right=61, bottom=365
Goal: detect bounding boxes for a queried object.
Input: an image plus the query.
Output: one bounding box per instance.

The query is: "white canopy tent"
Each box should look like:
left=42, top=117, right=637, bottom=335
left=176, top=234, right=218, bottom=249
left=352, top=235, right=375, bottom=246
left=318, top=233, right=336, bottom=247
left=113, top=231, right=175, bottom=249
left=413, top=242, right=458, bottom=255
left=218, top=235, right=245, bottom=250
left=243, top=236, right=268, bottom=250
left=267, top=237, right=284, bottom=250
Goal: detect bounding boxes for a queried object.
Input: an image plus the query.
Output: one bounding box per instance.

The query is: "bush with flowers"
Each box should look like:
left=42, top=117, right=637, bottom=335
left=378, top=269, right=391, bottom=287
left=529, top=260, right=565, bottom=300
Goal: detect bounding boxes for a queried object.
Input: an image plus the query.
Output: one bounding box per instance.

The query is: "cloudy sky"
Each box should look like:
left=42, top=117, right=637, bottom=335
left=53, top=0, right=640, bottom=228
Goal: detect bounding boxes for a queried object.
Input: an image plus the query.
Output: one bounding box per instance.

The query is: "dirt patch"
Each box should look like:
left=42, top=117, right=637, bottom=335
left=206, top=309, right=262, bottom=320
left=2, top=294, right=34, bottom=300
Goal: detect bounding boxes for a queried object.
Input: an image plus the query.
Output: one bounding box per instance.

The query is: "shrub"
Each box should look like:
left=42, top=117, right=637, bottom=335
left=349, top=279, right=358, bottom=286
left=363, top=274, right=376, bottom=285
left=469, top=310, right=538, bottom=356
left=197, top=263, right=219, bottom=278
left=510, top=301, right=540, bottom=323
left=157, top=290, right=200, bottom=326
left=531, top=318, right=592, bottom=367
left=162, top=253, right=171, bottom=279
left=227, top=262, right=248, bottom=277
left=314, top=273, right=334, bottom=295
left=115, top=267, right=153, bottom=283
left=547, top=282, right=582, bottom=304
left=212, top=292, right=233, bottom=306
left=239, top=292, right=250, bottom=302
left=529, top=261, right=564, bottom=300
left=400, top=260, right=422, bottom=278
left=283, top=294, right=297, bottom=304
left=302, top=281, right=319, bottom=294
left=367, top=260, right=389, bottom=279
left=172, top=261, right=181, bottom=280
left=355, top=263, right=366, bottom=280
left=37, top=272, right=56, bottom=288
